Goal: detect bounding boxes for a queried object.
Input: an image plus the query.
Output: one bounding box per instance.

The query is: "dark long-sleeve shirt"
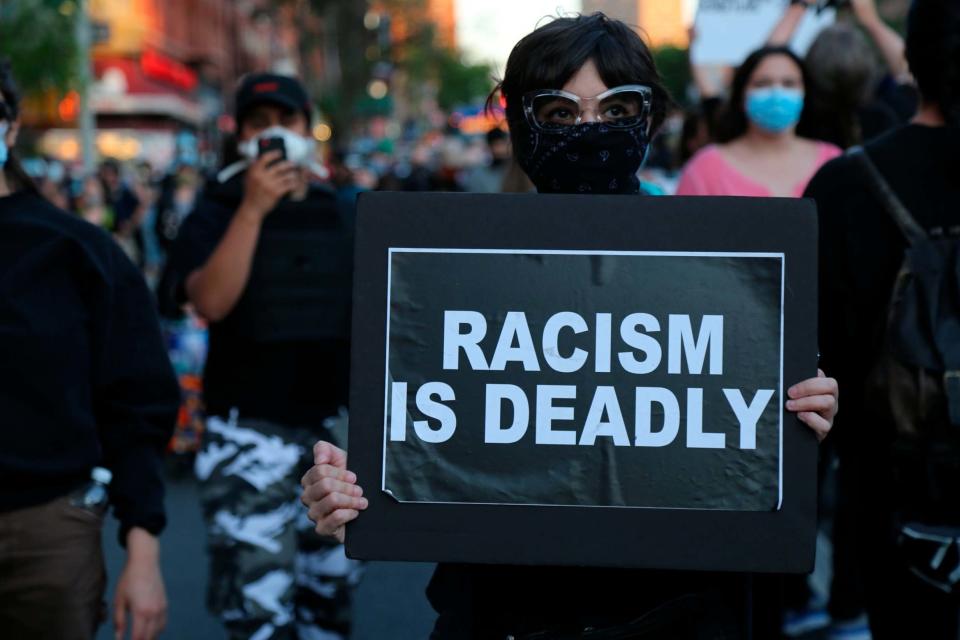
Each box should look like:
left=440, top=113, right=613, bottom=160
left=805, top=124, right=960, bottom=453
left=0, top=190, right=180, bottom=543
left=159, top=176, right=353, bottom=427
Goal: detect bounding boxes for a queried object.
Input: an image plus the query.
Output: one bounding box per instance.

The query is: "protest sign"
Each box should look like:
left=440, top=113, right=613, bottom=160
left=346, top=193, right=819, bottom=573
left=690, top=0, right=835, bottom=66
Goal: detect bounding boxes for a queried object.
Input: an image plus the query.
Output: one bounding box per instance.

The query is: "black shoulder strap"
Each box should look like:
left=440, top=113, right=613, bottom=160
left=847, top=146, right=926, bottom=246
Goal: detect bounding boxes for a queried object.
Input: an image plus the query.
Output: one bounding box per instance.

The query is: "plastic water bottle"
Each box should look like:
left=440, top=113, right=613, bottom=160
left=69, top=467, right=112, bottom=516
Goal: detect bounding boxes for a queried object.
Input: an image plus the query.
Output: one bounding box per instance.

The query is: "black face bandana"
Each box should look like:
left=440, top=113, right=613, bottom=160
left=514, top=121, right=649, bottom=195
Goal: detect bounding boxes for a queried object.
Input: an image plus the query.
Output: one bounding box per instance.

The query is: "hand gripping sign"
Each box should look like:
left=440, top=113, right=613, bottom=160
left=347, top=193, right=819, bottom=573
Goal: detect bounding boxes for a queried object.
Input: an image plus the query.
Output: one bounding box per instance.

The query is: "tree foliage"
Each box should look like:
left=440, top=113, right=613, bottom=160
left=381, top=1, right=494, bottom=110
left=653, top=45, right=691, bottom=107
left=0, top=0, right=80, bottom=95
left=272, top=0, right=494, bottom=138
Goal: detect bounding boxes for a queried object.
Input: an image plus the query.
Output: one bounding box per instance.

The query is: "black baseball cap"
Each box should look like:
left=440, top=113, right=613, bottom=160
left=235, top=72, right=312, bottom=126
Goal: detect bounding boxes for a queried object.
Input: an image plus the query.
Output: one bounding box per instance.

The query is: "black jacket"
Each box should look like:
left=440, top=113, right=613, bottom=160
left=0, top=190, right=180, bottom=543
left=159, top=175, right=354, bottom=426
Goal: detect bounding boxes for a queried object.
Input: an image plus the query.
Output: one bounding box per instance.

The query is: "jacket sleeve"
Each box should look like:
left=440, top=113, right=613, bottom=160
left=94, top=242, right=180, bottom=546
left=155, top=196, right=232, bottom=317
left=803, top=155, right=852, bottom=382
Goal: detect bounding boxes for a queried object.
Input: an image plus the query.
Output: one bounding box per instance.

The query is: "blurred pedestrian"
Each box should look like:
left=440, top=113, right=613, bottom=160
left=461, top=127, right=511, bottom=193
left=97, top=158, right=150, bottom=267
left=678, top=105, right=714, bottom=167
left=159, top=72, right=360, bottom=640
left=676, top=46, right=841, bottom=197
left=806, top=0, right=960, bottom=637
left=802, top=23, right=894, bottom=148
left=0, top=59, right=179, bottom=640
left=75, top=174, right=111, bottom=228
left=155, top=163, right=201, bottom=255
left=302, top=13, right=839, bottom=639
left=770, top=0, right=915, bottom=149
left=131, top=160, right=164, bottom=284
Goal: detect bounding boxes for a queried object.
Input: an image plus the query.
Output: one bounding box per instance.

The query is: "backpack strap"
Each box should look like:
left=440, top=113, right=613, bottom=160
left=847, top=146, right=927, bottom=246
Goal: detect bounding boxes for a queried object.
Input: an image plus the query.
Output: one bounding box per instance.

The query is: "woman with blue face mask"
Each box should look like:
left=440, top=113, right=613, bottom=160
left=677, top=46, right=841, bottom=198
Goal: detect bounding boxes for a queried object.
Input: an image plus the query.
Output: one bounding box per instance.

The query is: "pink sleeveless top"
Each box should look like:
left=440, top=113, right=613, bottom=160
left=675, top=142, right=841, bottom=197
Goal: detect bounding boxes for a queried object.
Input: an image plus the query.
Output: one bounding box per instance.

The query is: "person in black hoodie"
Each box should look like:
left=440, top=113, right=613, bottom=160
left=301, top=13, right=839, bottom=639
left=0, top=60, right=179, bottom=639
left=160, top=73, right=359, bottom=640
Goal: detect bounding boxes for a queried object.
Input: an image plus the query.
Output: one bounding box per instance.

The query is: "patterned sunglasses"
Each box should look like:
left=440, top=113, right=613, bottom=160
left=522, top=85, right=652, bottom=133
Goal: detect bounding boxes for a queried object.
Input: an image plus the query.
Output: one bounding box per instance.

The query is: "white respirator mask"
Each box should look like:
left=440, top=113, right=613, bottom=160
left=219, top=125, right=328, bottom=183
left=237, top=126, right=315, bottom=165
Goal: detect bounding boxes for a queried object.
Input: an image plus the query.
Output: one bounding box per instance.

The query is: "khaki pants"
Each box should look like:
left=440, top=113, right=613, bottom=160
left=0, top=494, right=106, bottom=640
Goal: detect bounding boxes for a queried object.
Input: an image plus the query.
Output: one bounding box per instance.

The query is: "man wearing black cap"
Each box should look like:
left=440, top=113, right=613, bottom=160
left=160, top=72, right=359, bottom=640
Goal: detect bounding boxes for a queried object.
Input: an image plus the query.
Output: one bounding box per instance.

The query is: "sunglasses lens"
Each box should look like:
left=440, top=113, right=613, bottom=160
left=526, top=87, right=650, bottom=131
left=598, top=90, right=647, bottom=128
left=531, top=94, right=579, bottom=131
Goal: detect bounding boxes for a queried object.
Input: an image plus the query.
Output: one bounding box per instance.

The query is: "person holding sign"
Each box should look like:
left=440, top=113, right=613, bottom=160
left=676, top=46, right=841, bottom=197
left=303, top=13, right=838, bottom=639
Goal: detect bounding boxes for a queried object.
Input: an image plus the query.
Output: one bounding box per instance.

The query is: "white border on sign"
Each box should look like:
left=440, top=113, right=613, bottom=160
left=381, top=248, right=787, bottom=512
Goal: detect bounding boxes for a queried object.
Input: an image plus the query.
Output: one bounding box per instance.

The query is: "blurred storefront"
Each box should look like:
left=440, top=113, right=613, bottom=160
left=25, top=0, right=308, bottom=170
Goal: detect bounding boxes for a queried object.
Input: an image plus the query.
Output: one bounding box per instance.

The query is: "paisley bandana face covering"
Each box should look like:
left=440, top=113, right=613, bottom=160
left=514, top=85, right=653, bottom=194
left=516, top=122, right=650, bottom=194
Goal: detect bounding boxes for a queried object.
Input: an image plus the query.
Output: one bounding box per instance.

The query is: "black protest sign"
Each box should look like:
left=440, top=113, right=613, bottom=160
left=347, top=193, right=819, bottom=573
left=385, top=251, right=783, bottom=511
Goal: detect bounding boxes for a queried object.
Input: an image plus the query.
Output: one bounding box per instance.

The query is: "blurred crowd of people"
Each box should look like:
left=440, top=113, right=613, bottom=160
left=16, top=1, right=921, bottom=271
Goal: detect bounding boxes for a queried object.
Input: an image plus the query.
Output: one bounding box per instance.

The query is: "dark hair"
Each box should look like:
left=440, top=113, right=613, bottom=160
left=715, top=46, right=817, bottom=143
left=99, top=158, right=121, bottom=174
left=0, top=58, right=36, bottom=192
left=486, top=126, right=508, bottom=145
left=679, top=108, right=708, bottom=166
left=490, top=12, right=671, bottom=152
left=906, top=0, right=960, bottom=127
left=803, top=25, right=878, bottom=148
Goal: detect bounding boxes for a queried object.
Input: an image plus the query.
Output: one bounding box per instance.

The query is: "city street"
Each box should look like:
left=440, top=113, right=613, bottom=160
left=94, top=461, right=836, bottom=640
left=4, top=0, right=940, bottom=636
left=96, top=462, right=437, bottom=640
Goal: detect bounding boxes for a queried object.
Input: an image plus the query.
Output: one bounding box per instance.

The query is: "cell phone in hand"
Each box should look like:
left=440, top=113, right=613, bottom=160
left=818, top=0, right=850, bottom=12
left=258, top=137, right=286, bottom=165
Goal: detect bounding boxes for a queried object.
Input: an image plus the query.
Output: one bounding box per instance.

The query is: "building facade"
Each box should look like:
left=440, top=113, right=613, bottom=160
left=34, top=0, right=315, bottom=167
left=583, top=0, right=692, bottom=48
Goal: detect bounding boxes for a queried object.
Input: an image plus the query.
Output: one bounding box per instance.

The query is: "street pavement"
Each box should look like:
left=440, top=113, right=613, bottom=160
left=94, top=463, right=838, bottom=640
left=96, top=464, right=437, bottom=640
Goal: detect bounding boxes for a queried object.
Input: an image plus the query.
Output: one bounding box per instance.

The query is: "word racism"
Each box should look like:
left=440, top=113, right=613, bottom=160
left=389, top=310, right=775, bottom=451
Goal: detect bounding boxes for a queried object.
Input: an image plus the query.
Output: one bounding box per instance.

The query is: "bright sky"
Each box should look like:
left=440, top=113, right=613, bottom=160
left=456, top=1, right=702, bottom=73
left=454, top=0, right=584, bottom=74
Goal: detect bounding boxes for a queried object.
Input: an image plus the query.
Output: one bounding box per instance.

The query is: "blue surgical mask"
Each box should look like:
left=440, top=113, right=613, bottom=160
left=0, top=122, right=8, bottom=167
left=745, top=87, right=804, bottom=133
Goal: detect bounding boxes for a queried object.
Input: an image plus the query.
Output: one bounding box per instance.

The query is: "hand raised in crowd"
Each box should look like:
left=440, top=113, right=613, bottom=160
left=786, top=369, right=838, bottom=442
left=301, top=441, right=368, bottom=544
left=240, top=150, right=299, bottom=221
left=113, top=528, right=168, bottom=640
left=849, top=0, right=881, bottom=25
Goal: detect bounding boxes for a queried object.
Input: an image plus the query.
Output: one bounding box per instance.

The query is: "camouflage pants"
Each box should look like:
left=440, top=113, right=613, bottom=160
left=195, top=410, right=362, bottom=640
